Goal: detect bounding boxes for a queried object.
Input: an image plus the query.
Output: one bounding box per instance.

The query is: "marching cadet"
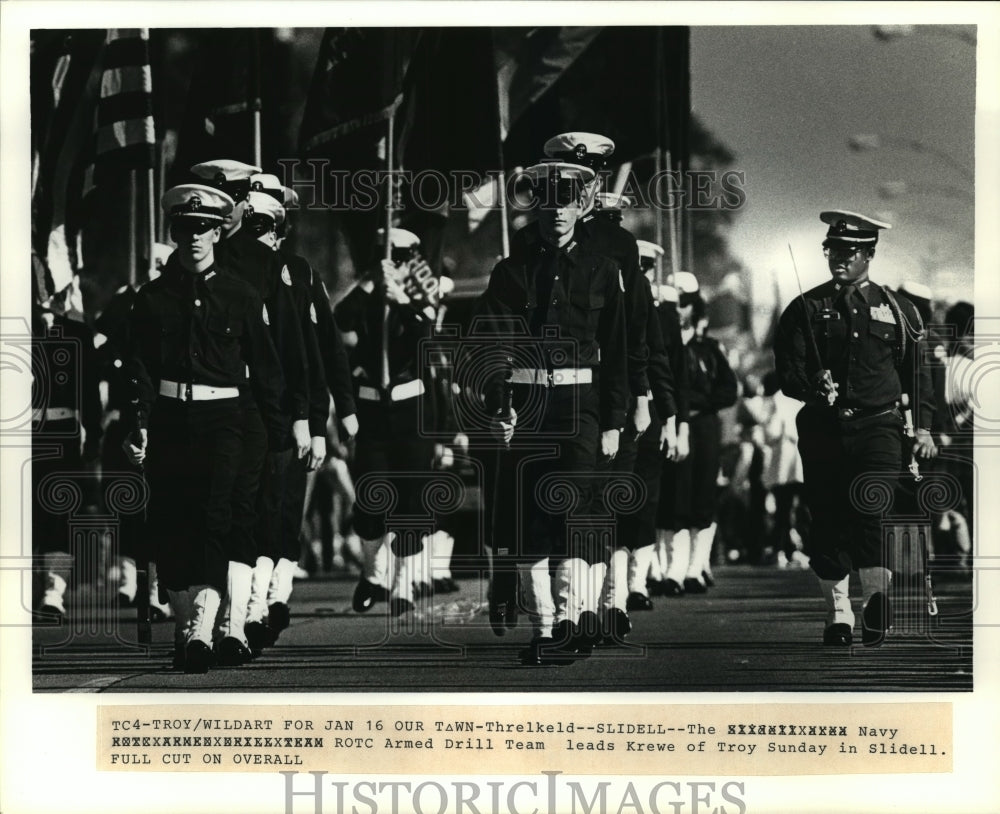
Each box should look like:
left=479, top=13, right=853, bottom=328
left=123, top=184, right=284, bottom=673
left=660, top=272, right=738, bottom=595
left=190, top=160, right=312, bottom=662
left=333, top=227, right=439, bottom=617
left=509, top=133, right=651, bottom=650
left=31, top=258, right=103, bottom=623
left=614, top=241, right=679, bottom=619
left=473, top=161, right=628, bottom=665
left=255, top=173, right=362, bottom=584
left=774, top=210, right=937, bottom=646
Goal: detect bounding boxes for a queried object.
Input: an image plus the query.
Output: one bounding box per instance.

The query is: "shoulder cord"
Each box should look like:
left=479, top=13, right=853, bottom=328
left=880, top=285, right=924, bottom=367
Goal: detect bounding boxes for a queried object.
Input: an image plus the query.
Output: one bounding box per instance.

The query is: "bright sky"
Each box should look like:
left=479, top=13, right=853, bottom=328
left=690, top=25, right=977, bottom=311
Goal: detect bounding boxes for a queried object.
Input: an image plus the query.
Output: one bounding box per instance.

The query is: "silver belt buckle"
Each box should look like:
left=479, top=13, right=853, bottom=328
left=184, top=383, right=193, bottom=402
left=546, top=370, right=554, bottom=388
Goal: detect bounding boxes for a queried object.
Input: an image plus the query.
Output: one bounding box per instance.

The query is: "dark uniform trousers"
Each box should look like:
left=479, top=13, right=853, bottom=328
left=228, top=405, right=268, bottom=566
left=351, top=392, right=436, bottom=550
left=796, top=405, right=904, bottom=580
left=146, top=399, right=244, bottom=592
left=619, top=404, right=666, bottom=553
left=492, top=382, right=601, bottom=563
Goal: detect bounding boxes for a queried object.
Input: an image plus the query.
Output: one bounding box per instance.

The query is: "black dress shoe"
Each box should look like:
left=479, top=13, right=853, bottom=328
left=683, top=577, right=707, bottom=594
left=602, top=608, right=632, bottom=644
left=488, top=571, right=519, bottom=637
left=626, top=592, right=654, bottom=612
left=414, top=581, right=433, bottom=600
left=390, top=597, right=415, bottom=617
left=33, top=604, right=65, bottom=624
left=573, top=611, right=602, bottom=655
left=245, top=621, right=269, bottom=657
left=117, top=592, right=136, bottom=609
left=172, top=641, right=186, bottom=670
left=216, top=636, right=253, bottom=666
left=545, top=620, right=580, bottom=663
left=352, top=579, right=388, bottom=613
left=433, top=577, right=460, bottom=594
left=702, top=570, right=716, bottom=588
left=823, top=623, right=853, bottom=646
left=184, top=640, right=214, bottom=674
left=862, top=592, right=892, bottom=647
left=268, top=602, right=291, bottom=634
left=519, top=637, right=558, bottom=667
left=150, top=606, right=169, bottom=622
left=663, top=578, right=684, bottom=596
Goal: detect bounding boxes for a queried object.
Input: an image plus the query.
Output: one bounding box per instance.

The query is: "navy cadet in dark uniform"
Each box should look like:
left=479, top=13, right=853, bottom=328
left=656, top=272, right=737, bottom=595
left=31, top=259, right=103, bottom=622
left=473, top=161, right=628, bottom=665
left=189, top=160, right=311, bottom=662
left=334, top=228, right=438, bottom=617
left=774, top=210, right=937, bottom=646
left=249, top=173, right=359, bottom=638
left=124, top=184, right=284, bottom=673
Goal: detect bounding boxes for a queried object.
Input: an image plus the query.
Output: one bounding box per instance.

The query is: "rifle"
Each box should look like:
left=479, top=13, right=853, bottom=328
left=788, top=244, right=837, bottom=406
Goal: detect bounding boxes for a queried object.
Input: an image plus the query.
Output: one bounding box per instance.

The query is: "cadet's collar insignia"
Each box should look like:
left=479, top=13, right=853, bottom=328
left=309, top=302, right=318, bottom=324
left=619, top=269, right=626, bottom=293
left=262, top=303, right=270, bottom=326
left=281, top=265, right=292, bottom=286
left=204, top=270, right=216, bottom=281
left=870, top=304, right=895, bottom=324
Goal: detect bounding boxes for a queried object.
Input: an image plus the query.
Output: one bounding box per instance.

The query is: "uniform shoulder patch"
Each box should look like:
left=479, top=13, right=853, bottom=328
left=281, top=265, right=292, bottom=286
left=309, top=302, right=318, bottom=324
left=262, top=303, right=270, bottom=326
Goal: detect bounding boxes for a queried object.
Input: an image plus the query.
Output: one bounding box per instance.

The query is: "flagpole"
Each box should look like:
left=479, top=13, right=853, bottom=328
left=654, top=31, right=664, bottom=287
left=252, top=29, right=262, bottom=168
left=146, top=166, right=156, bottom=282
left=128, top=171, right=138, bottom=287
left=665, top=148, right=679, bottom=279
left=380, top=108, right=395, bottom=389
left=682, top=159, right=694, bottom=273
left=491, top=35, right=510, bottom=259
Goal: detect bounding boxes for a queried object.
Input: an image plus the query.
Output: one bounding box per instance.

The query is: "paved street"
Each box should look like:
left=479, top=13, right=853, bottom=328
left=31, top=565, right=973, bottom=693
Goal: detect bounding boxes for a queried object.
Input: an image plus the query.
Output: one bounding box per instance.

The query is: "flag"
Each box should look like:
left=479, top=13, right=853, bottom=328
left=396, top=28, right=501, bottom=177
left=298, top=28, right=419, bottom=275
left=502, top=27, right=691, bottom=169
left=85, top=28, right=155, bottom=193
left=30, top=29, right=106, bottom=295
left=172, top=29, right=259, bottom=175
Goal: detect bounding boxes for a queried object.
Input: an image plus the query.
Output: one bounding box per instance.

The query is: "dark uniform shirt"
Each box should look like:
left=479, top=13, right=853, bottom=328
left=643, top=279, right=677, bottom=421
left=333, top=282, right=432, bottom=392
left=511, top=215, right=649, bottom=399
left=216, top=227, right=310, bottom=426
left=126, top=256, right=285, bottom=440
left=685, top=333, right=738, bottom=415
left=474, top=233, right=629, bottom=431
left=32, top=308, right=104, bottom=457
left=285, top=253, right=357, bottom=427
left=774, top=278, right=935, bottom=429
left=282, top=251, right=332, bottom=437
left=657, top=302, right=690, bottom=423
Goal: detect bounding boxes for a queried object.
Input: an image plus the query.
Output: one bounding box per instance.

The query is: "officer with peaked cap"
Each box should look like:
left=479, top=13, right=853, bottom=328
left=775, top=210, right=937, bottom=646
left=123, top=184, right=284, bottom=673
left=473, top=160, right=628, bottom=664
left=190, top=160, right=312, bottom=664
left=334, top=227, right=439, bottom=617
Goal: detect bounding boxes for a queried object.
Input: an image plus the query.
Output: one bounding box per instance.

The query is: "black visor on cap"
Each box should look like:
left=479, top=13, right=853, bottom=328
left=389, top=245, right=418, bottom=265
left=639, top=256, right=656, bottom=273
left=678, top=291, right=698, bottom=307
left=217, top=179, right=251, bottom=203
left=245, top=213, right=275, bottom=237
left=171, top=217, right=217, bottom=234
left=533, top=178, right=580, bottom=207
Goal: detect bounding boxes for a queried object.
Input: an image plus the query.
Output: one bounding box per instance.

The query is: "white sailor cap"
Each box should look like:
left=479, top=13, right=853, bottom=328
left=152, top=242, right=173, bottom=266
left=899, top=280, right=932, bottom=301
left=522, top=161, right=596, bottom=186
left=377, top=227, right=421, bottom=251
left=636, top=240, right=665, bottom=262
left=820, top=210, right=891, bottom=246
left=245, top=190, right=285, bottom=227
left=162, top=184, right=234, bottom=223
left=249, top=173, right=285, bottom=202
left=191, top=159, right=262, bottom=202
left=284, top=186, right=300, bottom=208
left=543, top=132, right=615, bottom=170
left=673, top=270, right=699, bottom=295
left=658, top=284, right=679, bottom=304
left=594, top=192, right=634, bottom=213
